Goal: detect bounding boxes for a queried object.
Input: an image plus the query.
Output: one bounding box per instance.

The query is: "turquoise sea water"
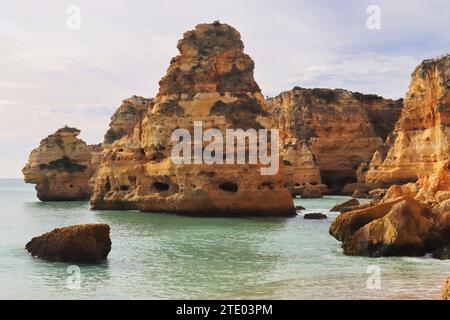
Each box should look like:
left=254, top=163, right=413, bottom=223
left=0, top=179, right=448, bottom=300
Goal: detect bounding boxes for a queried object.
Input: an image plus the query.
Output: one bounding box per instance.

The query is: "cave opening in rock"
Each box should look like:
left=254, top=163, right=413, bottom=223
left=219, top=181, right=238, bottom=193
left=153, top=182, right=170, bottom=192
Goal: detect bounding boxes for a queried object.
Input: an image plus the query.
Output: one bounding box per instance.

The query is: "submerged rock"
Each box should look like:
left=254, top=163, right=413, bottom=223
left=295, top=205, right=306, bottom=211
left=352, top=189, right=369, bottom=199
left=26, top=224, right=111, bottom=264
left=91, top=22, right=295, bottom=217
left=22, top=126, right=97, bottom=201
left=304, top=213, right=327, bottom=220
left=330, top=199, right=360, bottom=212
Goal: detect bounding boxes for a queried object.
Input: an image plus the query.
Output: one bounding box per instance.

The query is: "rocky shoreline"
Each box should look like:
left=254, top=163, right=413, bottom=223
left=21, top=22, right=450, bottom=292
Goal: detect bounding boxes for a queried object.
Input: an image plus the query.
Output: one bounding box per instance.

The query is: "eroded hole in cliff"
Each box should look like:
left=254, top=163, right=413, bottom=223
left=153, top=182, right=170, bottom=192
left=119, top=185, right=129, bottom=191
left=258, top=182, right=274, bottom=190
left=219, top=181, right=238, bottom=193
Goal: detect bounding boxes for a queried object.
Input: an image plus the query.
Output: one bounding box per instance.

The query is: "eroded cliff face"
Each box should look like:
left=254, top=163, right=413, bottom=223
left=103, top=96, right=154, bottom=146
left=266, top=88, right=403, bottom=192
left=23, top=126, right=94, bottom=201
left=330, top=55, right=450, bottom=258
left=91, top=22, right=295, bottom=216
left=366, top=54, right=450, bottom=188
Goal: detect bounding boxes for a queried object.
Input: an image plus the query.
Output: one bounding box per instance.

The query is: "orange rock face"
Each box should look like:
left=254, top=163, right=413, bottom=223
left=330, top=197, right=440, bottom=257
left=23, top=126, right=96, bottom=201
left=26, top=224, right=111, bottom=264
left=330, top=54, right=450, bottom=259
left=366, top=54, right=450, bottom=189
left=266, top=87, right=402, bottom=192
left=103, top=96, right=154, bottom=146
left=91, top=22, right=295, bottom=216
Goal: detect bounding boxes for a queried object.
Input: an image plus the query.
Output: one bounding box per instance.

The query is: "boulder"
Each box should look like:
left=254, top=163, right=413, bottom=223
left=26, top=224, right=111, bottom=264
left=330, top=198, right=360, bottom=212
left=295, top=205, right=306, bottom=211
left=342, top=199, right=436, bottom=257
left=304, top=213, right=327, bottom=220
left=330, top=197, right=411, bottom=241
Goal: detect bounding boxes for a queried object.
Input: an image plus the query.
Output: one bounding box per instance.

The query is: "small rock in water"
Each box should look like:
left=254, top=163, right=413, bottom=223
left=295, top=205, right=306, bottom=211
left=26, top=224, right=111, bottom=264
left=304, top=213, right=327, bottom=220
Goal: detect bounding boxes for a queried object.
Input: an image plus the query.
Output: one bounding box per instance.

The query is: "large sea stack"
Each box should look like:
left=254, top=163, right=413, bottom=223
left=91, top=22, right=295, bottom=216
left=23, top=126, right=96, bottom=201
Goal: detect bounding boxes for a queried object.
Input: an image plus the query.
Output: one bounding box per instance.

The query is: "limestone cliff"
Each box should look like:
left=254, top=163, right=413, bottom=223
left=330, top=54, right=450, bottom=258
left=266, top=87, right=403, bottom=192
left=23, top=126, right=94, bottom=201
left=104, top=96, right=153, bottom=145
left=91, top=22, right=295, bottom=216
left=366, top=54, right=450, bottom=188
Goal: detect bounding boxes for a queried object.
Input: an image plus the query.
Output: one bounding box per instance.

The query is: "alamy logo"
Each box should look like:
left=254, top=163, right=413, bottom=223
left=171, top=121, right=279, bottom=176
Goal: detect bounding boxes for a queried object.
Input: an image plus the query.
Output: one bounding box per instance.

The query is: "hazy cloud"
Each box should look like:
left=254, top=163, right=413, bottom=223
left=0, top=0, right=449, bottom=177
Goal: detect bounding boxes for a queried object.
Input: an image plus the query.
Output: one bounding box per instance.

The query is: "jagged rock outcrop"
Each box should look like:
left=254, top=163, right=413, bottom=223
left=26, top=224, right=111, bottom=264
left=330, top=198, right=360, bottom=212
left=330, top=54, right=450, bottom=258
left=103, top=96, right=154, bottom=146
left=266, top=87, right=402, bottom=192
left=23, top=126, right=95, bottom=201
left=366, top=54, right=450, bottom=188
left=330, top=197, right=442, bottom=257
left=91, top=22, right=295, bottom=217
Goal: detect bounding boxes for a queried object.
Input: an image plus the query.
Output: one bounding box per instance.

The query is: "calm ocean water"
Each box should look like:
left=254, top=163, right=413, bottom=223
left=0, top=179, right=448, bottom=300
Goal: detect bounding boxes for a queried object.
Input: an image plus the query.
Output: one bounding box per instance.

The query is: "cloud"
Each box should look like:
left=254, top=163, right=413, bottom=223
left=0, top=0, right=449, bottom=177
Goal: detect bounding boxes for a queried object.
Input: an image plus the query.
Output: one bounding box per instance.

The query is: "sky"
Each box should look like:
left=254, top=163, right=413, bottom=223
left=0, top=0, right=449, bottom=178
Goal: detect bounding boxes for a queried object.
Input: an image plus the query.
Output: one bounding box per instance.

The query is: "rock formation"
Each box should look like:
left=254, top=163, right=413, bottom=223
left=330, top=198, right=360, bottom=212
left=330, top=54, right=450, bottom=258
left=330, top=197, right=438, bottom=257
left=304, top=213, right=327, bottom=220
left=104, top=96, right=154, bottom=146
left=266, top=87, right=403, bottom=193
left=23, top=126, right=95, bottom=201
left=91, top=22, right=295, bottom=217
left=366, top=54, right=450, bottom=188
left=26, top=224, right=111, bottom=264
